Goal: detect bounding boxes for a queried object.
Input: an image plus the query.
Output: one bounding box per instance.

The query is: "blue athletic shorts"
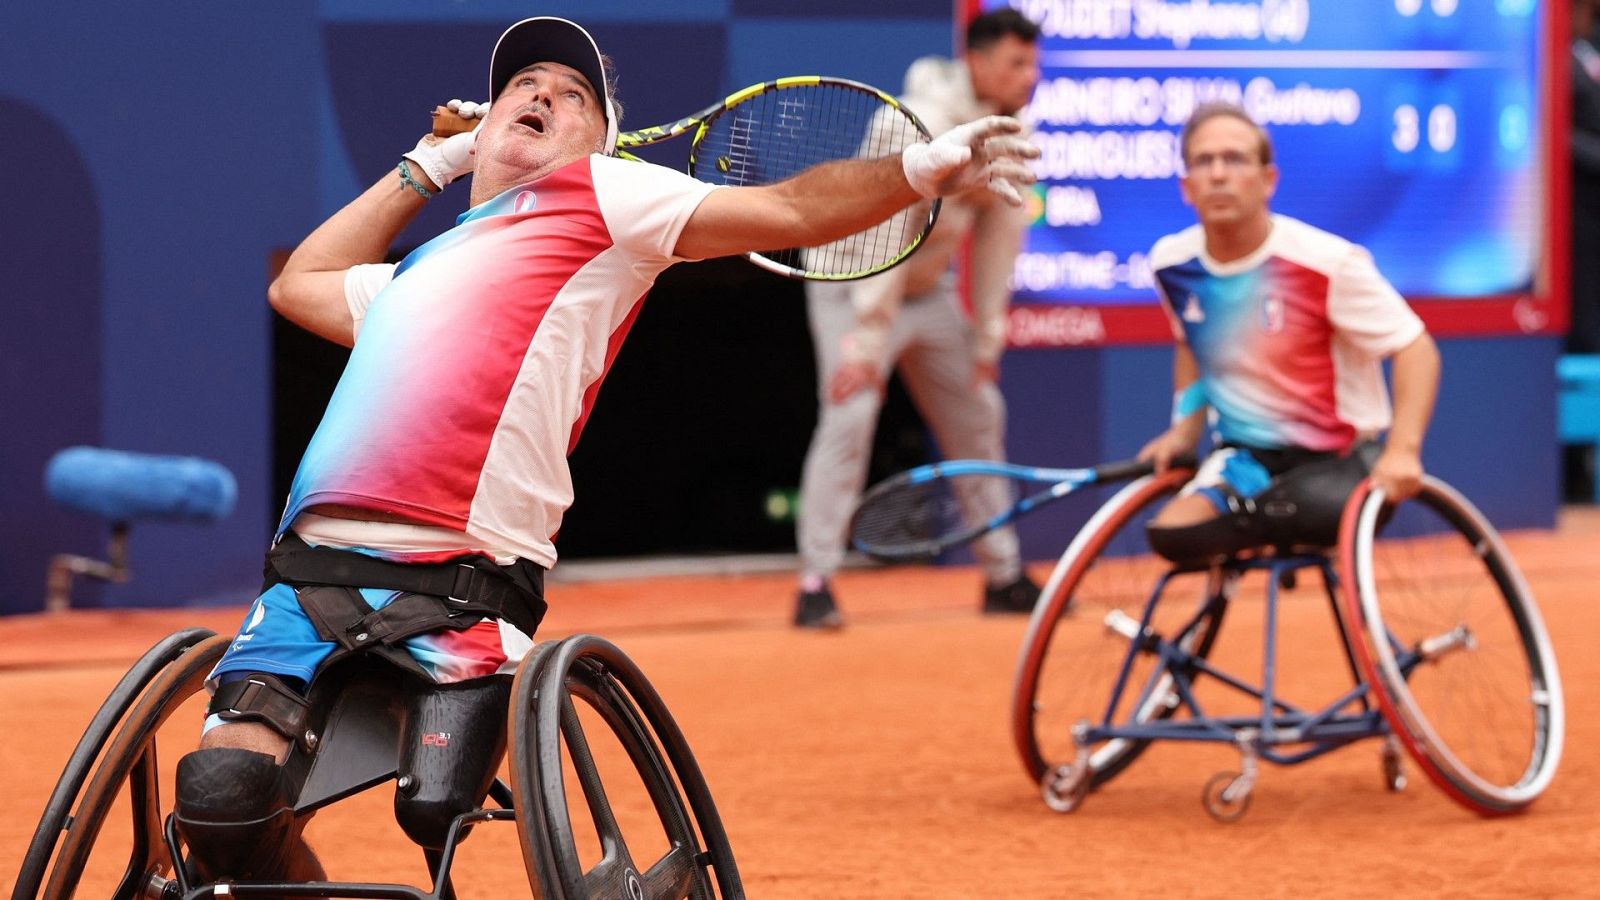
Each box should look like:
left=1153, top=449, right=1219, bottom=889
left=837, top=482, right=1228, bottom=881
left=209, top=584, right=532, bottom=688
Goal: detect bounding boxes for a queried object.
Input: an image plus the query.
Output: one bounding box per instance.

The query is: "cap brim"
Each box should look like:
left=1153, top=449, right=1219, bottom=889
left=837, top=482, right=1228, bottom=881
left=490, top=17, right=617, bottom=153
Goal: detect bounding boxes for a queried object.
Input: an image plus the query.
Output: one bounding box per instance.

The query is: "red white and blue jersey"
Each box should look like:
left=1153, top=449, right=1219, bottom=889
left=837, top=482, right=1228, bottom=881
left=279, top=154, right=720, bottom=568
left=1150, top=214, right=1424, bottom=453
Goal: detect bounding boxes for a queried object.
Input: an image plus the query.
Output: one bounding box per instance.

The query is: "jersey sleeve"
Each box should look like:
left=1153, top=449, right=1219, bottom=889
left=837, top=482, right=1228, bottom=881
left=343, top=263, right=398, bottom=337
left=590, top=155, right=723, bottom=262
left=1148, top=235, right=1187, bottom=343
left=1325, top=247, right=1425, bottom=358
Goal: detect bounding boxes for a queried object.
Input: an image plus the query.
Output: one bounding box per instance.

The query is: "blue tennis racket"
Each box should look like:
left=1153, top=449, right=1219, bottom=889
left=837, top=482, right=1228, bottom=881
left=850, top=456, right=1195, bottom=563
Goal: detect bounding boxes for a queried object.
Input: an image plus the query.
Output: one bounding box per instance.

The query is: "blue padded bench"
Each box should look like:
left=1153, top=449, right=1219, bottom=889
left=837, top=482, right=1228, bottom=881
left=1558, top=355, right=1600, bottom=502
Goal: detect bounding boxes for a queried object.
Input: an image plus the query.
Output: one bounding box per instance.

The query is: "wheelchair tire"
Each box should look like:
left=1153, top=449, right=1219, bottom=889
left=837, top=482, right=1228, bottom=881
left=1011, top=468, right=1228, bottom=788
left=1338, top=476, right=1564, bottom=815
left=28, top=633, right=227, bottom=899
left=510, top=634, right=742, bottom=900
left=13, top=627, right=216, bottom=900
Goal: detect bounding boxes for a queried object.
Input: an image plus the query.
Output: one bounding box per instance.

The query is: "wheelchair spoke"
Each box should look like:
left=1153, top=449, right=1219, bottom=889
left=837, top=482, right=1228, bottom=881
left=571, top=670, right=703, bottom=851
left=640, top=844, right=699, bottom=898
left=514, top=635, right=742, bottom=899
left=583, top=845, right=697, bottom=900
left=559, top=691, right=628, bottom=849
left=111, top=743, right=168, bottom=899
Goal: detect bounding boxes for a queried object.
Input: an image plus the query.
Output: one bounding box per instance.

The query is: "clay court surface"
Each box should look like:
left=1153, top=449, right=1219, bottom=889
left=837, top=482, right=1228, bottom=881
left=4, top=509, right=1597, bottom=898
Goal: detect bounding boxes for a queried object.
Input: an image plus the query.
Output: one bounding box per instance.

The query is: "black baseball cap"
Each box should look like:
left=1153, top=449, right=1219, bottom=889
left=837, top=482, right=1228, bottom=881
left=490, top=17, right=618, bottom=153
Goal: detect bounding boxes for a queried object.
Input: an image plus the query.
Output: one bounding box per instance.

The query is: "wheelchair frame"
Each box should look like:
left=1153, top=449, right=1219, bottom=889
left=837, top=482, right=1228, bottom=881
left=1013, top=471, right=1564, bottom=822
left=1041, top=553, right=1392, bottom=821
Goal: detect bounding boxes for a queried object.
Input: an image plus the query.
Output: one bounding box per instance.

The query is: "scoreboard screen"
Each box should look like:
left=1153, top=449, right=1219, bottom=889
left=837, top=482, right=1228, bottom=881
left=971, top=0, right=1564, bottom=345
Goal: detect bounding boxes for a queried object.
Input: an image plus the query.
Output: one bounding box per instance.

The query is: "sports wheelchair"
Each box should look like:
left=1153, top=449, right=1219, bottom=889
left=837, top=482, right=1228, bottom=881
left=1010, top=468, right=1564, bottom=822
left=13, top=631, right=742, bottom=899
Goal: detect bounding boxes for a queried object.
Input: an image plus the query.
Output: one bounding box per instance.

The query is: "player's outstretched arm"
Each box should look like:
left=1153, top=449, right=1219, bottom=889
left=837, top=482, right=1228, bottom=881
left=674, top=115, right=1037, bottom=261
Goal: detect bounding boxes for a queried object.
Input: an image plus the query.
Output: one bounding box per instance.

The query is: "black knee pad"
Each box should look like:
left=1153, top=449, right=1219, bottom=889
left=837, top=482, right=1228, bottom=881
left=394, top=676, right=511, bottom=850
left=1146, top=511, right=1261, bottom=566
left=174, top=748, right=299, bottom=881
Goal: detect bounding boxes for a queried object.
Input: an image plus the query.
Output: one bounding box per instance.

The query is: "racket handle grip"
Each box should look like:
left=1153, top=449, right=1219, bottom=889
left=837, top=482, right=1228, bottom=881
left=1091, top=459, right=1155, bottom=482
left=431, top=106, right=479, bottom=138
left=1092, top=453, right=1198, bottom=483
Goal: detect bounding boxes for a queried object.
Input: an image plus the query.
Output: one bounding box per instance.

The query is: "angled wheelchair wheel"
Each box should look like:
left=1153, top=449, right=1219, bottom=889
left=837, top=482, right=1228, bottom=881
left=1011, top=468, right=1227, bottom=788
left=14, top=627, right=216, bottom=900
left=13, top=631, right=227, bottom=900
left=1339, top=476, right=1564, bottom=815
left=510, top=634, right=741, bottom=900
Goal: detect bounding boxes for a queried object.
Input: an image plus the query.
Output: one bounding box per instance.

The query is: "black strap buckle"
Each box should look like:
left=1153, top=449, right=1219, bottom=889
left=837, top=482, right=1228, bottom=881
left=448, top=563, right=476, bottom=605
left=210, top=674, right=311, bottom=744
left=224, top=678, right=267, bottom=714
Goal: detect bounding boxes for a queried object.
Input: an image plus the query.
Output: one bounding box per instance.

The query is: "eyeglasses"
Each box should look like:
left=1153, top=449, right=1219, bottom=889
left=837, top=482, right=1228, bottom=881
left=1185, top=150, right=1261, bottom=173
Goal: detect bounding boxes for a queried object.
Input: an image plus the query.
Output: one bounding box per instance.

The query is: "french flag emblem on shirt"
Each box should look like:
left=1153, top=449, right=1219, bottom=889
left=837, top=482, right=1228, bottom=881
left=1260, top=293, right=1285, bottom=334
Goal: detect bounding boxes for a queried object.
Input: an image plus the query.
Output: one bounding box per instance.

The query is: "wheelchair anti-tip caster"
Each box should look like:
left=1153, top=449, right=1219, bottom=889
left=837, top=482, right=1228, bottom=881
left=1382, top=736, right=1407, bottom=792
left=1201, top=771, right=1253, bottom=823
left=1041, top=721, right=1092, bottom=813
left=1042, top=763, right=1089, bottom=813
left=1202, top=733, right=1259, bottom=822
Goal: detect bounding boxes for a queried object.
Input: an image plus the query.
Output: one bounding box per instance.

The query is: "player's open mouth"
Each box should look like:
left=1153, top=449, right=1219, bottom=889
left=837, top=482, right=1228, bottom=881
left=515, top=111, right=548, bottom=135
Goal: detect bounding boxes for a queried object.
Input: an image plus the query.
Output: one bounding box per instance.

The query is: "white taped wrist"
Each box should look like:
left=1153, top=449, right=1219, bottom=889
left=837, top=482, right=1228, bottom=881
left=402, top=130, right=477, bottom=191
left=901, top=141, right=967, bottom=199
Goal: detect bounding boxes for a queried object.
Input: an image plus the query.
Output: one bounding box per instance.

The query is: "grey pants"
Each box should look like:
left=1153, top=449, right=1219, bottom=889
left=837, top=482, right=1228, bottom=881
left=796, top=277, right=1022, bottom=584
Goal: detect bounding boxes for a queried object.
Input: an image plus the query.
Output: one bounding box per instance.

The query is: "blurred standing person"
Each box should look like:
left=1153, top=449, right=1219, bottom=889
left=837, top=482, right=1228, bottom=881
left=793, top=8, right=1043, bottom=629
left=1569, top=0, right=1600, bottom=354
left=1568, top=0, right=1600, bottom=498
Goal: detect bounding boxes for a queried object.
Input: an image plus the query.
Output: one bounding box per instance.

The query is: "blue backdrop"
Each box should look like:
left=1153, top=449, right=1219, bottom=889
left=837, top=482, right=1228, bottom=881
left=0, top=2, right=1561, bottom=614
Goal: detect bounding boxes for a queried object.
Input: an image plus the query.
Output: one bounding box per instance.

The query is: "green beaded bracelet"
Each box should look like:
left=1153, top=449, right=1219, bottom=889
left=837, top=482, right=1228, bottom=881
left=397, top=159, right=436, bottom=198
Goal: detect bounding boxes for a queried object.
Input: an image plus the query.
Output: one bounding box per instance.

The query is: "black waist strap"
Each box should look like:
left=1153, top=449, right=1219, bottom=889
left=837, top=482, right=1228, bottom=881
left=1220, top=442, right=1343, bottom=477
left=264, top=532, right=546, bottom=638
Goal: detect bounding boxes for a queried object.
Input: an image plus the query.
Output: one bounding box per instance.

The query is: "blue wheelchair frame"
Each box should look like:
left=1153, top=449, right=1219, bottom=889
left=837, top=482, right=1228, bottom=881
left=1068, top=551, right=1416, bottom=818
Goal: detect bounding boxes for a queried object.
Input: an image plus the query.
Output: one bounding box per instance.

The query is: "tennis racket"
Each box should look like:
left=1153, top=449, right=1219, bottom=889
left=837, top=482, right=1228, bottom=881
left=850, top=456, right=1197, bottom=563
left=432, top=76, right=939, bottom=281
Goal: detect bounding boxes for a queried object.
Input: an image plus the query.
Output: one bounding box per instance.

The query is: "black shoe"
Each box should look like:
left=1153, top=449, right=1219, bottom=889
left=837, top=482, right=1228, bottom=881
left=794, top=585, right=844, bottom=629
left=983, top=573, right=1041, bottom=615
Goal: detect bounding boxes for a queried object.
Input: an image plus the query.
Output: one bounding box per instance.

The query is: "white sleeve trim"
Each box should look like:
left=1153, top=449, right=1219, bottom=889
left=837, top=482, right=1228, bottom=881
left=591, top=155, right=723, bottom=263
left=1325, top=248, right=1424, bottom=358
left=343, top=263, right=397, bottom=338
